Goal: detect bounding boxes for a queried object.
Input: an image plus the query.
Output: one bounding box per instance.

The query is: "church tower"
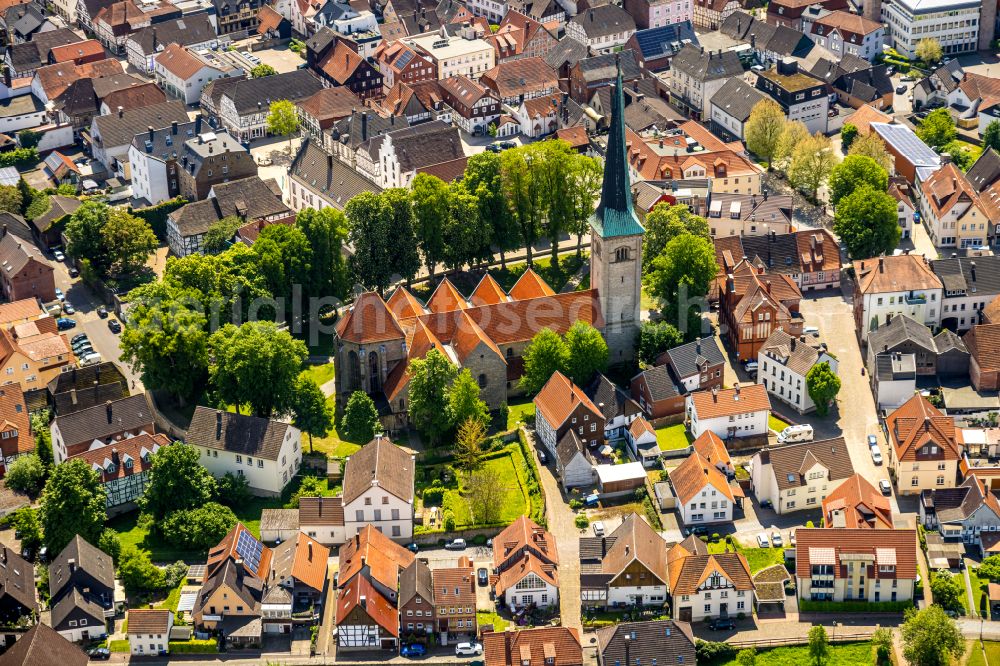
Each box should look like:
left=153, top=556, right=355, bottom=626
left=590, top=62, right=644, bottom=365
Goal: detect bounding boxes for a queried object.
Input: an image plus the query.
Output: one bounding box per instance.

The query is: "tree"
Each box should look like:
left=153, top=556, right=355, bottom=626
left=345, top=190, right=419, bottom=294
left=202, top=215, right=242, bottom=254
left=500, top=147, right=538, bottom=266
left=520, top=328, right=568, bottom=394
left=736, top=648, right=757, bottom=666
left=5, top=454, right=46, bottom=496
left=382, top=188, right=421, bottom=285
left=568, top=152, right=602, bottom=256
left=266, top=99, right=300, bottom=153
left=39, top=459, right=106, bottom=553
left=250, top=63, right=277, bottom=77
left=447, top=369, right=490, bottom=431
left=840, top=123, right=858, bottom=150
left=536, top=140, right=577, bottom=265
left=407, top=348, right=458, bottom=445
left=806, top=362, right=841, bottom=416
left=64, top=200, right=108, bottom=268
left=984, top=119, right=1000, bottom=153
left=915, top=37, right=943, bottom=65
left=31, top=411, right=52, bottom=466
left=871, top=627, right=894, bottom=666
left=343, top=391, right=379, bottom=443
left=291, top=376, right=333, bottom=453
left=98, top=528, right=122, bottom=563
left=828, top=155, right=888, bottom=207
left=833, top=185, right=900, bottom=259
left=808, top=625, right=829, bottom=665
left=788, top=133, right=838, bottom=202
left=930, top=571, right=965, bottom=613
left=745, top=100, right=786, bottom=168
left=208, top=321, right=308, bottom=417
left=9, top=508, right=40, bottom=550
left=466, top=469, right=506, bottom=524
left=215, top=472, right=252, bottom=508
left=295, top=206, right=349, bottom=300
left=100, top=208, right=158, bottom=276
left=160, top=502, right=238, bottom=550
left=454, top=417, right=486, bottom=471
left=846, top=132, right=892, bottom=173
left=140, top=443, right=217, bottom=521
left=943, top=140, right=975, bottom=171
left=643, top=233, right=717, bottom=337
left=442, top=182, right=491, bottom=270
left=288, top=476, right=326, bottom=508
left=901, top=605, right=964, bottom=666
left=17, top=130, right=41, bottom=149
left=0, top=185, right=23, bottom=215
left=118, top=546, right=165, bottom=593
left=916, top=108, right=956, bottom=149
left=411, top=173, right=449, bottom=278
left=642, top=202, right=710, bottom=270
left=637, top=320, right=683, bottom=366
left=774, top=121, right=810, bottom=172
left=979, top=554, right=1000, bottom=581
left=252, top=223, right=312, bottom=305
left=464, top=151, right=518, bottom=268
left=564, top=321, right=608, bottom=385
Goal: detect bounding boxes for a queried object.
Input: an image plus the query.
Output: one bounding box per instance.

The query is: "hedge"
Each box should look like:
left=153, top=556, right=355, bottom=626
left=798, top=599, right=912, bottom=613
left=168, top=639, right=218, bottom=653
left=130, top=197, right=187, bottom=240
left=422, top=485, right=445, bottom=505
left=0, top=148, right=37, bottom=169
left=514, top=430, right=546, bottom=527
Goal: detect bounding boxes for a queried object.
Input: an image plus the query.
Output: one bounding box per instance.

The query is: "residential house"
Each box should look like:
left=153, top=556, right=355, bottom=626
left=919, top=474, right=1000, bottom=543
left=596, top=620, right=696, bottom=666
left=965, top=323, right=1000, bottom=391
left=625, top=417, right=659, bottom=467
left=214, top=0, right=264, bottom=35
left=123, top=14, right=222, bottom=74
left=886, top=394, right=963, bottom=495
left=30, top=58, right=123, bottom=128
left=852, top=255, right=944, bottom=340
left=579, top=513, right=669, bottom=608
left=374, top=41, right=435, bottom=92
left=721, top=12, right=818, bottom=69
left=806, top=10, right=883, bottom=61
left=0, top=543, right=36, bottom=624
left=691, top=0, right=741, bottom=30
left=0, top=318, right=74, bottom=394
left=26, top=195, right=79, bottom=249
left=755, top=59, right=828, bottom=135
left=0, top=93, right=45, bottom=135
left=687, top=383, right=770, bottom=441
left=822, top=473, right=894, bottom=529
left=866, top=314, right=969, bottom=378
left=758, top=330, right=839, bottom=414
left=44, top=38, right=106, bottom=69
left=932, top=255, right=1000, bottom=332
left=153, top=44, right=243, bottom=106
left=128, top=120, right=195, bottom=206
left=287, top=138, right=381, bottom=213
left=0, top=231, right=54, bottom=302
left=70, top=433, right=170, bottom=515
left=404, top=25, right=496, bottom=80
left=399, top=559, right=434, bottom=638
left=565, top=4, right=636, bottom=55
left=204, top=69, right=324, bottom=142
left=666, top=536, right=754, bottom=621
left=718, top=261, right=803, bottom=361
left=50, top=393, right=154, bottom=462
left=185, top=406, right=302, bottom=496
left=567, top=48, right=641, bottom=104
left=668, top=44, right=743, bottom=120
left=313, top=39, right=383, bottom=101
left=625, top=21, right=699, bottom=73
left=126, top=609, right=173, bottom=656
left=629, top=336, right=725, bottom=421
left=584, top=372, right=643, bottom=441
left=377, top=119, right=466, bottom=188
left=46, top=362, right=129, bottom=416
left=794, top=528, right=917, bottom=603
left=491, top=516, right=559, bottom=610
left=484, top=10, right=558, bottom=63
left=534, top=370, right=605, bottom=462
left=702, top=192, right=794, bottom=238
left=89, top=100, right=189, bottom=174
left=92, top=0, right=183, bottom=55
left=709, top=77, right=768, bottom=141
left=5, top=29, right=86, bottom=78
left=872, top=351, right=917, bottom=411
left=431, top=557, right=477, bottom=640
left=41, top=152, right=81, bottom=191
left=514, top=92, right=562, bottom=138
left=625, top=0, right=693, bottom=29
left=0, top=619, right=89, bottom=664
left=871, top=122, right=941, bottom=184
left=555, top=430, right=595, bottom=490
left=630, top=365, right=685, bottom=421
left=174, top=128, right=258, bottom=203
left=809, top=58, right=894, bottom=111
left=483, top=627, right=582, bottom=666
left=49, top=536, right=115, bottom=642
left=298, top=87, right=362, bottom=144
left=437, top=75, right=500, bottom=134
left=749, top=438, right=855, bottom=514
left=919, top=162, right=992, bottom=249
left=479, top=56, right=558, bottom=106
left=670, top=450, right=736, bottom=524
left=889, top=176, right=916, bottom=240
left=270, top=532, right=330, bottom=611
left=713, top=229, right=840, bottom=293
left=766, top=0, right=847, bottom=30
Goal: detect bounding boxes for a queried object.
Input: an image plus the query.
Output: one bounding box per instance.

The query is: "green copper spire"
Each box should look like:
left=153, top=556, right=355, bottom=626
left=591, top=59, right=645, bottom=238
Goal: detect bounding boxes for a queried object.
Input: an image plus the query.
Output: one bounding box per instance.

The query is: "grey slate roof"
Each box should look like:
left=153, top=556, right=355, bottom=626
left=186, top=405, right=293, bottom=461
left=555, top=428, right=587, bottom=470
left=634, top=364, right=682, bottom=401
left=569, top=4, right=635, bottom=40
left=130, top=120, right=197, bottom=164
left=289, top=138, right=380, bottom=209
left=6, top=27, right=81, bottom=70
left=219, top=70, right=324, bottom=115
left=0, top=232, right=47, bottom=274
left=51, top=588, right=105, bottom=630
left=51, top=393, right=153, bottom=448
left=384, top=120, right=464, bottom=173
left=93, top=100, right=188, bottom=150
left=670, top=43, right=742, bottom=82
left=967, top=148, right=1000, bottom=194
left=330, top=110, right=409, bottom=150
left=583, top=373, right=638, bottom=422
left=665, top=335, right=725, bottom=378
left=169, top=175, right=290, bottom=236
left=128, top=14, right=219, bottom=55
left=50, top=535, right=115, bottom=599
left=576, top=49, right=642, bottom=82
left=0, top=544, right=36, bottom=614
left=933, top=328, right=968, bottom=355
left=597, top=621, right=696, bottom=666
left=867, top=314, right=935, bottom=354
left=543, top=36, right=588, bottom=70
left=711, top=76, right=768, bottom=123
left=0, top=623, right=88, bottom=666
left=757, top=437, right=853, bottom=491
left=45, top=353, right=128, bottom=395
left=398, top=558, right=433, bottom=606
left=931, top=255, right=1000, bottom=298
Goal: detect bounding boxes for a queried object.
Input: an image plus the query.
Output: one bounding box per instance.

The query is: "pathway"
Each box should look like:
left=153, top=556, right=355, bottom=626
left=965, top=558, right=978, bottom=618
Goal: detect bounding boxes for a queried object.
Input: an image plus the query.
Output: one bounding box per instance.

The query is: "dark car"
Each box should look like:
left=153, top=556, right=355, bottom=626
left=56, top=317, right=76, bottom=330
left=401, top=643, right=427, bottom=658
left=477, top=567, right=488, bottom=586
left=709, top=618, right=736, bottom=631
left=87, top=647, right=111, bottom=660
left=68, top=267, right=79, bottom=278
left=406, top=542, right=419, bottom=553
left=108, top=319, right=122, bottom=333
left=97, top=305, right=108, bottom=318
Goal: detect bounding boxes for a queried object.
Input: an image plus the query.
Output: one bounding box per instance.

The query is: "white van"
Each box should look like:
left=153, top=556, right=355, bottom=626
left=777, top=424, right=814, bottom=443
left=79, top=352, right=102, bottom=367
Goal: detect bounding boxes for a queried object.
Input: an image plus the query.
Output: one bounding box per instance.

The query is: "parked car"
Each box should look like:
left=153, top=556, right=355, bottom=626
left=71, top=333, right=88, bottom=344
left=770, top=532, right=783, bottom=547
left=592, top=521, right=605, bottom=537
left=62, top=302, right=75, bottom=315
left=108, top=319, right=122, bottom=333
left=73, top=342, right=94, bottom=355
left=896, top=84, right=907, bottom=94
left=778, top=424, right=814, bottom=444
left=868, top=434, right=878, bottom=448
left=743, top=360, right=758, bottom=374
left=401, top=643, right=427, bottom=658
left=709, top=617, right=735, bottom=631
left=879, top=479, right=892, bottom=495
left=97, top=305, right=108, bottom=318
left=538, top=449, right=548, bottom=464
left=684, top=525, right=708, bottom=536
left=803, top=326, right=819, bottom=336
left=445, top=538, right=467, bottom=550
left=759, top=499, right=772, bottom=509
left=789, top=531, right=796, bottom=546
left=68, top=267, right=79, bottom=278
left=53, top=250, right=65, bottom=262
left=56, top=317, right=76, bottom=330
left=456, top=642, right=483, bottom=656
left=901, top=75, right=915, bottom=82
left=870, top=445, right=883, bottom=465
left=756, top=533, right=770, bottom=548
left=477, top=567, right=488, bottom=586
left=54, top=288, right=64, bottom=301
left=87, top=647, right=111, bottom=660
left=406, top=542, right=419, bottom=553
left=79, top=352, right=102, bottom=366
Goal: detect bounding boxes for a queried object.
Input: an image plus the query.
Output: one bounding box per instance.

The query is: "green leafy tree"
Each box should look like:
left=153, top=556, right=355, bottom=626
left=453, top=417, right=486, bottom=471
left=642, top=202, right=710, bottom=270
left=288, top=476, right=326, bottom=507
left=160, top=244, right=271, bottom=326
left=17, top=129, right=41, bottom=149
left=447, top=369, right=490, bottom=431
left=295, top=206, right=349, bottom=300
left=9, top=508, right=40, bottom=550
left=745, top=99, right=786, bottom=168
left=829, top=155, right=888, bottom=207
left=98, top=528, right=122, bottom=563
left=520, top=328, right=568, bottom=394
left=407, top=348, right=458, bottom=445
left=643, top=233, right=717, bottom=337
left=382, top=188, right=421, bottom=285
left=31, top=411, right=52, bottom=466
left=806, top=362, right=841, bottom=416
left=250, top=63, right=277, bottom=77
left=901, top=605, right=964, bottom=666
left=568, top=152, right=602, bottom=256
left=39, top=459, right=106, bottom=553
left=411, top=173, right=449, bottom=279
left=915, top=37, right=943, bottom=65
left=848, top=132, right=893, bottom=172
left=0, top=185, right=23, bottom=214
left=930, top=571, right=965, bottom=613
left=343, top=390, right=379, bottom=443
left=119, top=546, right=165, bottom=593
left=266, top=99, right=300, bottom=153
left=943, top=140, right=975, bottom=171
left=840, top=123, right=858, bottom=150
left=871, top=627, right=894, bottom=665
left=736, top=648, right=757, bottom=666
left=564, top=321, right=608, bottom=385
left=5, top=454, right=46, bottom=496
left=983, top=120, right=1000, bottom=153
left=443, top=182, right=492, bottom=270
left=536, top=140, right=577, bottom=266
left=978, top=555, right=1000, bottom=581
left=833, top=185, right=900, bottom=259
left=100, top=208, right=158, bottom=276
left=16, top=178, right=33, bottom=216
left=637, top=320, right=684, bottom=365
left=202, top=215, right=242, bottom=254
left=464, top=151, right=518, bottom=268
left=140, top=443, right=217, bottom=521
left=788, top=133, right=838, bottom=202
left=160, top=502, right=238, bottom=550
left=917, top=108, right=956, bottom=149
left=208, top=321, right=308, bottom=417
left=345, top=190, right=419, bottom=293
left=253, top=223, right=312, bottom=305
left=64, top=200, right=109, bottom=268
left=466, top=469, right=505, bottom=524
left=500, top=146, right=538, bottom=266
left=291, top=376, right=333, bottom=453
left=808, top=625, right=829, bottom=665
left=774, top=121, right=810, bottom=172
left=215, top=472, right=252, bottom=508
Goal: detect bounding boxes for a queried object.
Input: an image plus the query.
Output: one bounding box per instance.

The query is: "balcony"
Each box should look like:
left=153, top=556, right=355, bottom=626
left=905, top=294, right=927, bottom=305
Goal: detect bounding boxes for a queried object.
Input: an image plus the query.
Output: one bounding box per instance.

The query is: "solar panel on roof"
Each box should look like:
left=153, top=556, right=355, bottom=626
left=235, top=529, right=264, bottom=572
left=395, top=49, right=414, bottom=69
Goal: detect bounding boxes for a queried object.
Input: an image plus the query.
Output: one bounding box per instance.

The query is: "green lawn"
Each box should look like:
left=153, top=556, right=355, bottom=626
left=655, top=423, right=692, bottom=451
left=768, top=414, right=791, bottom=432
left=302, top=363, right=335, bottom=388
left=442, top=451, right=528, bottom=528
left=707, top=539, right=787, bottom=573
left=967, top=641, right=1000, bottom=666
left=476, top=610, right=509, bottom=631
left=506, top=399, right=535, bottom=431
left=157, top=581, right=185, bottom=612
left=109, top=640, right=130, bottom=653
left=971, top=567, right=988, bottom=618
left=719, top=643, right=872, bottom=666
left=493, top=253, right=588, bottom=293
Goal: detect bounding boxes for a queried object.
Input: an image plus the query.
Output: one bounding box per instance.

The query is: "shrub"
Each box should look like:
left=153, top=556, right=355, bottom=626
left=569, top=499, right=583, bottom=511
left=711, top=532, right=721, bottom=542
left=5, top=453, right=46, bottom=496
left=216, top=472, right=252, bottom=508
left=696, top=640, right=737, bottom=663
left=574, top=514, right=589, bottom=529
left=0, top=148, right=37, bottom=169
left=162, top=560, right=188, bottom=590
left=169, top=639, right=218, bottom=653
left=422, top=485, right=445, bottom=505
left=443, top=509, right=456, bottom=531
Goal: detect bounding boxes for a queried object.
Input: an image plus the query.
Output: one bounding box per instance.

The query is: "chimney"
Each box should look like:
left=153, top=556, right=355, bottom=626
left=2, top=66, right=9, bottom=89
left=878, top=257, right=884, bottom=273
left=791, top=337, right=797, bottom=352
left=195, top=115, right=203, bottom=134
left=971, top=261, right=977, bottom=282
left=712, top=385, right=719, bottom=402
left=148, top=125, right=154, bottom=142
left=696, top=339, right=702, bottom=355
left=70, top=388, right=77, bottom=405
left=308, top=542, right=313, bottom=561
left=112, top=448, right=119, bottom=465
left=327, top=152, right=333, bottom=171
left=106, top=400, right=113, bottom=424
left=118, top=106, right=124, bottom=118
left=765, top=280, right=771, bottom=294
left=68, top=558, right=76, bottom=573
left=216, top=410, right=223, bottom=439
left=361, top=111, right=369, bottom=142
left=172, top=120, right=178, bottom=135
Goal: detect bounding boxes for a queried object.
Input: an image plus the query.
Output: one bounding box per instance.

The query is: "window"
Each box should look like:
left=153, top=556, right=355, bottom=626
left=235, top=455, right=242, bottom=463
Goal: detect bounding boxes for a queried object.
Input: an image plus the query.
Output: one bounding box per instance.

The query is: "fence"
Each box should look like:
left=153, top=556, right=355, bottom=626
left=725, top=631, right=876, bottom=650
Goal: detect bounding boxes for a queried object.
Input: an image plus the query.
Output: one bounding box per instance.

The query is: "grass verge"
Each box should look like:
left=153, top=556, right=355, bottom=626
left=655, top=423, right=692, bottom=451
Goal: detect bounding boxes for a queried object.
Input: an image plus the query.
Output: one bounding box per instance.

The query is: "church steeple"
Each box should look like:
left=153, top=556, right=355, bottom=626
left=591, top=60, right=644, bottom=239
